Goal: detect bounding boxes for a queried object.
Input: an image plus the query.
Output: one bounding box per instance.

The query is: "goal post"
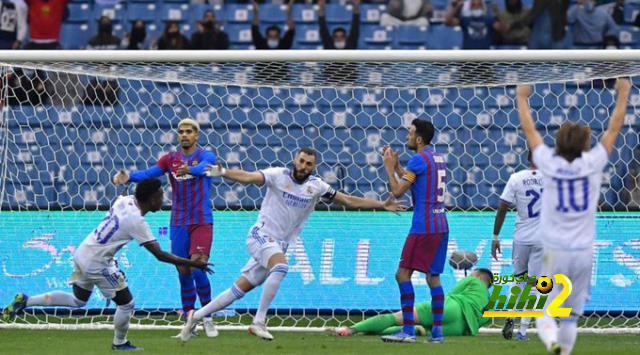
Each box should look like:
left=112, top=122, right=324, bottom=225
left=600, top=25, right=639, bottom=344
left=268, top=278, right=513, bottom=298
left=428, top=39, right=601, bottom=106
left=0, top=50, right=639, bottom=333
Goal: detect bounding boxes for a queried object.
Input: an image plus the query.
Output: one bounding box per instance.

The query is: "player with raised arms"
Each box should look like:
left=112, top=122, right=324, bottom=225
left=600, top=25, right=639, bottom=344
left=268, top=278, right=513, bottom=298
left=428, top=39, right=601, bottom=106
left=381, top=118, right=449, bottom=344
left=179, top=147, right=407, bottom=342
left=492, top=149, right=543, bottom=341
left=112, top=118, right=218, bottom=337
left=515, top=78, right=630, bottom=355
left=2, top=178, right=214, bottom=351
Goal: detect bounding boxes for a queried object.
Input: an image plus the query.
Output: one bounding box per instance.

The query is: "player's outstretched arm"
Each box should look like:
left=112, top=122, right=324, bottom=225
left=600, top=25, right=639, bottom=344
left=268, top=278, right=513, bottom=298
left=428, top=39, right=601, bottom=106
left=383, top=148, right=412, bottom=198
left=601, top=78, right=631, bottom=155
left=332, top=193, right=407, bottom=214
left=515, top=85, right=544, bottom=151
left=206, top=162, right=265, bottom=186
left=143, top=241, right=214, bottom=274
left=491, top=202, right=509, bottom=261
left=113, top=166, right=165, bottom=185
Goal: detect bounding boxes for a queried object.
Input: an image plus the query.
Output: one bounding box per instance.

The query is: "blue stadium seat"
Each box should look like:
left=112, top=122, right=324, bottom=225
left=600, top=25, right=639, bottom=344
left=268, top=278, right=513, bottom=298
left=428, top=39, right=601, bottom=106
left=60, top=23, right=93, bottom=49
left=126, top=3, right=158, bottom=23
left=624, top=4, right=640, bottom=24
left=226, top=4, right=254, bottom=24
left=67, top=3, right=93, bottom=23
left=56, top=182, right=117, bottom=208
left=225, top=24, right=253, bottom=44
left=2, top=182, right=56, bottom=209
left=295, top=25, right=321, bottom=45
left=93, top=3, right=127, bottom=22
left=7, top=162, right=55, bottom=184
left=360, top=4, right=386, bottom=24
left=324, top=4, right=352, bottom=24
left=293, top=4, right=317, bottom=24
left=146, top=105, right=187, bottom=129
left=395, top=25, right=428, bottom=47
left=429, top=25, right=463, bottom=49
left=361, top=25, right=393, bottom=49
left=160, top=3, right=190, bottom=22
left=259, top=4, right=286, bottom=24
left=448, top=87, right=488, bottom=108
left=446, top=184, right=469, bottom=209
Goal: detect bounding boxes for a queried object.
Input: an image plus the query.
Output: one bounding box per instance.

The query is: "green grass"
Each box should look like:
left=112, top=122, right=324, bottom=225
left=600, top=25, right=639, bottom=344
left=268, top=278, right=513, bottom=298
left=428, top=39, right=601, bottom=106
left=1, top=330, right=637, bottom=355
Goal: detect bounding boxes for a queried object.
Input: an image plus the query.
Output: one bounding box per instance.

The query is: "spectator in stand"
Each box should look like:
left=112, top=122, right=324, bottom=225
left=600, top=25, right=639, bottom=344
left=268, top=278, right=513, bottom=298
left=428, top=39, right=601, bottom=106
left=515, top=0, right=569, bottom=49
left=26, top=0, right=70, bottom=49
left=568, top=0, right=619, bottom=47
left=86, top=16, right=121, bottom=50
left=122, top=20, right=149, bottom=50
left=380, top=0, right=433, bottom=27
left=0, top=0, right=28, bottom=49
left=158, top=21, right=190, bottom=50
left=190, top=10, right=229, bottom=50
left=319, top=0, right=360, bottom=50
left=609, top=0, right=624, bottom=25
left=445, top=0, right=498, bottom=49
left=252, top=0, right=295, bottom=50
left=494, top=0, right=531, bottom=46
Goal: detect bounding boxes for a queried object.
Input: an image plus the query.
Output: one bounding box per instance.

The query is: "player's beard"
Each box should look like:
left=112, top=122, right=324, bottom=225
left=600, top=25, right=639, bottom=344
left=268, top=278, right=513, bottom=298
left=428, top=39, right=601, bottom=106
left=407, top=139, right=417, bottom=151
left=180, top=140, right=194, bottom=150
left=292, top=166, right=311, bottom=183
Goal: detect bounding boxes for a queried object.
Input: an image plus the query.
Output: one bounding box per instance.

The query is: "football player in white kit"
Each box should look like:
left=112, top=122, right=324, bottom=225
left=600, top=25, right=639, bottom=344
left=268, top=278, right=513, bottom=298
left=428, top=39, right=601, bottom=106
left=491, top=150, right=543, bottom=341
left=2, top=179, right=214, bottom=351
left=515, top=78, right=630, bottom=355
left=180, top=148, right=406, bottom=342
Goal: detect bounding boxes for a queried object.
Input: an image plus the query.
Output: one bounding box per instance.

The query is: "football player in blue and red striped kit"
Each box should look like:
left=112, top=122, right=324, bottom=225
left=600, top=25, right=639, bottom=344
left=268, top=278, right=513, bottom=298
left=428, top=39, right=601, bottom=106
left=382, top=119, right=449, bottom=344
left=112, top=118, right=218, bottom=338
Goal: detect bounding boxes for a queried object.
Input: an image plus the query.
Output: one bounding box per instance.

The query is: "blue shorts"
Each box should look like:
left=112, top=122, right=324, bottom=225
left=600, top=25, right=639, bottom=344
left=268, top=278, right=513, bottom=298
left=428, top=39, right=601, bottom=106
left=170, top=224, right=213, bottom=259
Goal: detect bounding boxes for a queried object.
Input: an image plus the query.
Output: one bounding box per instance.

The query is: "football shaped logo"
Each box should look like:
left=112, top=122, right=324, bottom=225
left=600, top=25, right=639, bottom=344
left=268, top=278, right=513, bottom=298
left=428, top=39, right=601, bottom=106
left=536, top=276, right=553, bottom=294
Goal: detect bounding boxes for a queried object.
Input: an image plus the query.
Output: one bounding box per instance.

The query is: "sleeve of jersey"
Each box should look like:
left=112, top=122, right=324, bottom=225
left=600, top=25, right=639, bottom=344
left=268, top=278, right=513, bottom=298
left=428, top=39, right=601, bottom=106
left=259, top=168, right=280, bottom=188
left=499, top=177, right=515, bottom=206
left=189, top=151, right=217, bottom=176
left=532, top=145, right=553, bottom=171
left=319, top=182, right=337, bottom=201
left=132, top=220, right=157, bottom=246
left=586, top=143, right=609, bottom=171
left=401, top=155, right=423, bottom=184
left=129, top=155, right=168, bottom=182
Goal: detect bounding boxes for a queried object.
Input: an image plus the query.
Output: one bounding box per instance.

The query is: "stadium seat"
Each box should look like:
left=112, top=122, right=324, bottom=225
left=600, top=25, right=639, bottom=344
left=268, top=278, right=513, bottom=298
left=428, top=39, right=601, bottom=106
left=324, top=4, right=352, bottom=24
left=360, top=25, right=394, bottom=49
left=126, top=3, right=158, bottom=23
left=360, top=4, right=386, bottom=24
left=293, top=4, right=318, bottom=24
left=189, top=4, right=226, bottom=24
left=160, top=3, right=190, bottom=22
left=259, top=4, right=287, bottom=24
left=8, top=162, right=55, bottom=184
left=294, top=25, right=322, bottom=45
left=225, top=24, right=253, bottom=44
left=226, top=4, right=254, bottom=23
left=395, top=25, right=428, bottom=47
left=67, top=3, right=93, bottom=23
left=2, top=182, right=56, bottom=209
left=429, top=25, right=463, bottom=49
left=60, top=23, right=93, bottom=49
left=93, top=3, right=127, bottom=22
left=56, top=182, right=116, bottom=208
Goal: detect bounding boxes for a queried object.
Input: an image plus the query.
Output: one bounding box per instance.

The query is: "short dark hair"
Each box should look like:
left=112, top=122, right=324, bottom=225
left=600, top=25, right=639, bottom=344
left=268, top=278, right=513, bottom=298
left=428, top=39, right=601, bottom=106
left=297, top=147, right=317, bottom=158
left=266, top=25, right=281, bottom=36
left=475, top=268, right=494, bottom=286
left=135, top=178, right=162, bottom=203
left=412, top=119, right=435, bottom=145
left=333, top=28, right=346, bottom=36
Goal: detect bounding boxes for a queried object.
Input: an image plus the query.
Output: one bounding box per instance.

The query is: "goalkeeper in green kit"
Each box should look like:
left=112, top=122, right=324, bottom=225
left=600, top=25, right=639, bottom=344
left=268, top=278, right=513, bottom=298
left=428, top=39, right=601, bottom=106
left=327, top=268, right=493, bottom=337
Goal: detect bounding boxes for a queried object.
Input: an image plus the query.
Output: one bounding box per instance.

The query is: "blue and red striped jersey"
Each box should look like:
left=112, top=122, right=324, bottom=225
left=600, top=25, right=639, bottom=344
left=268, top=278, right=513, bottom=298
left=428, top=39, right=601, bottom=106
left=129, top=147, right=216, bottom=226
left=401, top=147, right=449, bottom=234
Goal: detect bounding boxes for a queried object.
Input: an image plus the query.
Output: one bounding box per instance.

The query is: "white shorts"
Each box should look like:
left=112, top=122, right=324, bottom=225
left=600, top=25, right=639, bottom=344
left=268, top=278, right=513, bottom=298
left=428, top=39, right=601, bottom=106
left=68, top=262, right=128, bottom=300
left=539, top=247, right=593, bottom=317
left=512, top=242, right=544, bottom=277
left=240, top=229, right=289, bottom=287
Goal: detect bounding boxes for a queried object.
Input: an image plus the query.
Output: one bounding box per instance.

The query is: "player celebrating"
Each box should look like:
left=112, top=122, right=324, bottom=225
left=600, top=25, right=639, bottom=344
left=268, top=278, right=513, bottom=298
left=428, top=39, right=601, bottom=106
left=381, top=119, right=449, bottom=343
left=327, top=268, right=494, bottom=338
left=1, top=179, right=214, bottom=351
left=515, top=78, right=630, bottom=355
left=179, top=148, right=406, bottom=342
left=112, top=118, right=218, bottom=337
left=491, top=150, right=543, bottom=341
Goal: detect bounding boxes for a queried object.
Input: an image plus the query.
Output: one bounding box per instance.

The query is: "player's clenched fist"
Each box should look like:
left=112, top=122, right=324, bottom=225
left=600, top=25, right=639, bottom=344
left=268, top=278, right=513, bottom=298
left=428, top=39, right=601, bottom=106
left=113, top=170, right=130, bottom=185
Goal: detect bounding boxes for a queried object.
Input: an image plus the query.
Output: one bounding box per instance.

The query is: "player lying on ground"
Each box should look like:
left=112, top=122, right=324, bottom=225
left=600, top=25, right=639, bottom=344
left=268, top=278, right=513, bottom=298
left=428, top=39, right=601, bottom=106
left=327, top=268, right=494, bottom=337
left=516, top=78, right=630, bottom=355
left=113, top=118, right=218, bottom=338
left=179, top=147, right=407, bottom=342
left=2, top=179, right=214, bottom=351
left=492, top=149, right=543, bottom=341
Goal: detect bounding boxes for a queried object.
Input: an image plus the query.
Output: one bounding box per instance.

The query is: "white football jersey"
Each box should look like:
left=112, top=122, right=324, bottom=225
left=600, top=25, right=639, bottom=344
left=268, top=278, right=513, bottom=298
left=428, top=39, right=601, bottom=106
left=250, top=168, right=336, bottom=246
left=75, top=196, right=157, bottom=273
left=500, top=169, right=543, bottom=245
left=533, top=144, right=609, bottom=250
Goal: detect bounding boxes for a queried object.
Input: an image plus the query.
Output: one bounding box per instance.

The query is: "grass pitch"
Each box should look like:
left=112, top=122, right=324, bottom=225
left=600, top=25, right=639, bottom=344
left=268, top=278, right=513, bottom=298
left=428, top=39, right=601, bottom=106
left=1, top=329, right=637, bottom=355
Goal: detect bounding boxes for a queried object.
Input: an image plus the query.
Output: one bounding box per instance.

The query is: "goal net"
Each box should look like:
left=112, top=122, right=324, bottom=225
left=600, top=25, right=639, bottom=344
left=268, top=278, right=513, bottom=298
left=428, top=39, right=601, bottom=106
left=1, top=51, right=639, bottom=333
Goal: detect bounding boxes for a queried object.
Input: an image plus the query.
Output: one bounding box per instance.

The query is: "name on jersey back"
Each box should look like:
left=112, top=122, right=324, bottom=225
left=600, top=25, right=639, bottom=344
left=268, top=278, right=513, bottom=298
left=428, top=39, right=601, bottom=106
left=521, top=178, right=542, bottom=186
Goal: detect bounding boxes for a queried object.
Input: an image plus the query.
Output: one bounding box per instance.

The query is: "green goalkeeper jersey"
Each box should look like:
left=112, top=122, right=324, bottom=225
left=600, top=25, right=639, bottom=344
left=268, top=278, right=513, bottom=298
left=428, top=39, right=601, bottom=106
left=447, top=276, right=491, bottom=335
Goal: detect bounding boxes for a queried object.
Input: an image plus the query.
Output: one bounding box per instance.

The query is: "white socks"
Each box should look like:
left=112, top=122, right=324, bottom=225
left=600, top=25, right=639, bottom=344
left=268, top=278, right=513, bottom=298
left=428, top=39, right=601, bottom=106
left=519, top=316, right=531, bottom=335
left=26, top=291, right=86, bottom=308
left=194, top=284, right=245, bottom=322
left=113, top=300, right=135, bottom=346
left=558, top=317, right=578, bottom=355
left=254, top=264, right=289, bottom=325
left=536, top=313, right=559, bottom=350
